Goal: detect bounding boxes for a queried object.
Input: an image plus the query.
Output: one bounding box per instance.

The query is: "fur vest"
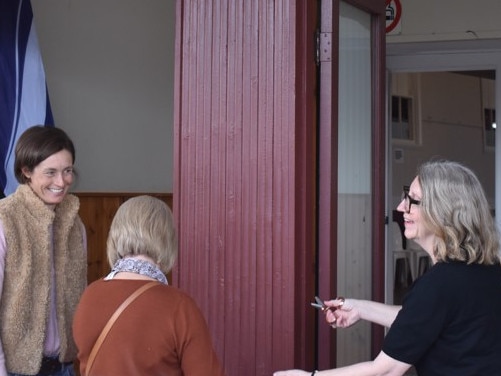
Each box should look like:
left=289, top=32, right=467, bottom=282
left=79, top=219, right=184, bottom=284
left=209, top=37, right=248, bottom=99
left=0, top=185, right=87, bottom=374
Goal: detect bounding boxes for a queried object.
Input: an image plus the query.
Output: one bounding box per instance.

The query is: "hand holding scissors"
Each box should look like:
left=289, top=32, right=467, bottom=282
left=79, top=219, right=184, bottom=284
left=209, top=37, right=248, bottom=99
left=311, top=296, right=346, bottom=327
left=310, top=296, right=334, bottom=312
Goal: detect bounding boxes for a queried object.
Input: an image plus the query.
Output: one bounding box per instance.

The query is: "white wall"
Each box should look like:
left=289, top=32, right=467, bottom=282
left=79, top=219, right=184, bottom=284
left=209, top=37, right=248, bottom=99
left=32, top=0, right=176, bottom=192
left=31, top=1, right=501, bottom=194
left=387, top=0, right=501, bottom=43
left=390, top=72, right=496, bottom=209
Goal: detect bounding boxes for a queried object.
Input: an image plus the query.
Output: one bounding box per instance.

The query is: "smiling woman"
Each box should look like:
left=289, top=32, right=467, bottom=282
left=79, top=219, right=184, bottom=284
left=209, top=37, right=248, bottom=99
left=0, top=125, right=87, bottom=376
left=275, top=160, right=501, bottom=376
left=21, top=150, right=74, bottom=209
left=14, top=126, right=77, bottom=209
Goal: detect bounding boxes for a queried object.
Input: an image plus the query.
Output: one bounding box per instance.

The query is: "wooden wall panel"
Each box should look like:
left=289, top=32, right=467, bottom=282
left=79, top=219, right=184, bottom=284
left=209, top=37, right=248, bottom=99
left=336, top=194, right=372, bottom=365
left=75, top=193, right=173, bottom=283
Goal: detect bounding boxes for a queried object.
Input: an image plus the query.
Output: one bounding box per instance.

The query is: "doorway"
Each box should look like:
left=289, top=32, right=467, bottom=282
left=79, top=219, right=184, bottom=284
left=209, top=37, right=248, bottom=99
left=386, top=40, right=501, bottom=304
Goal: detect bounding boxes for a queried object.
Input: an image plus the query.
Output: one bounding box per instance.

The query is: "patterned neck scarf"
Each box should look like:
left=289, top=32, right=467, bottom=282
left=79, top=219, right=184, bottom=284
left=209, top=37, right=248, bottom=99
left=105, top=257, right=168, bottom=285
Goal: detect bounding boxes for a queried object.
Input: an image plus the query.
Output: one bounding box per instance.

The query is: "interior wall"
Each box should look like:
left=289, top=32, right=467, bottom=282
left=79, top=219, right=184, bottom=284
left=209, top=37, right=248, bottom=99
left=31, top=0, right=176, bottom=193
left=31, top=0, right=500, bottom=196
left=386, top=0, right=501, bottom=43
left=390, top=71, right=495, bottom=209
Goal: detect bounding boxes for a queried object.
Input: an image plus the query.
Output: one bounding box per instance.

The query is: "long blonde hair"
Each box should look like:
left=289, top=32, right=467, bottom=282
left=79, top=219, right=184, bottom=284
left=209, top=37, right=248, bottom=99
left=418, top=160, right=500, bottom=264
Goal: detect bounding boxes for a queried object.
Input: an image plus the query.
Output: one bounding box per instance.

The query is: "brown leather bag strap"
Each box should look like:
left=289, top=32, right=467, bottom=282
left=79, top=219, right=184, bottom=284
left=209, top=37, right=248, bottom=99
left=85, top=281, right=159, bottom=376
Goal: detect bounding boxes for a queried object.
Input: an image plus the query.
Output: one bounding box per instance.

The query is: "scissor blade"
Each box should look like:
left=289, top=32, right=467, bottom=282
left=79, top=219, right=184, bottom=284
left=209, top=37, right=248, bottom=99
left=314, top=296, right=324, bottom=307
left=311, top=302, right=324, bottom=310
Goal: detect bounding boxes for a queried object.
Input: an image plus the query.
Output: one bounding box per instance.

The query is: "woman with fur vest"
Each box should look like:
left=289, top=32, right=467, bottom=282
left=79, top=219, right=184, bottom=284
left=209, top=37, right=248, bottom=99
left=0, top=126, right=87, bottom=376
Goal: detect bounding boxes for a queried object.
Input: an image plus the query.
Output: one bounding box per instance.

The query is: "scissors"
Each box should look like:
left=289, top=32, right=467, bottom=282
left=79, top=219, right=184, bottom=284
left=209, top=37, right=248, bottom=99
left=310, top=296, right=333, bottom=312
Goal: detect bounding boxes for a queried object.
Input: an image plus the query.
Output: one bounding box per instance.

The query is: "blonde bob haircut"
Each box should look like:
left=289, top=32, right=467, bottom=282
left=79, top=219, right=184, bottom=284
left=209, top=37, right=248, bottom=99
left=417, top=160, right=500, bottom=265
left=107, top=195, right=178, bottom=274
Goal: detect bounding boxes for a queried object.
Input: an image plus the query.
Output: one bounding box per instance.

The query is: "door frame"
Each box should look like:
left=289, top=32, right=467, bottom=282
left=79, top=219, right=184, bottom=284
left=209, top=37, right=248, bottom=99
left=317, top=0, right=387, bottom=369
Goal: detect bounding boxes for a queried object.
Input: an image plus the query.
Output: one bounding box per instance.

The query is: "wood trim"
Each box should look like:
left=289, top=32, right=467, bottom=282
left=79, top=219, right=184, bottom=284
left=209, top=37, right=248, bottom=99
left=295, top=0, right=319, bottom=370
left=370, top=3, right=387, bottom=357
left=318, top=0, right=386, bottom=368
left=345, top=0, right=386, bottom=14
left=318, top=0, right=340, bottom=369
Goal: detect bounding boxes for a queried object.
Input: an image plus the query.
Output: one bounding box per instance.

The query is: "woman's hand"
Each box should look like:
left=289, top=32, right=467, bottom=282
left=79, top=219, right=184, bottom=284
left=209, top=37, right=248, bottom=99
left=325, top=298, right=401, bottom=329
left=273, top=351, right=411, bottom=376
left=324, top=298, right=361, bottom=329
left=273, top=370, right=309, bottom=376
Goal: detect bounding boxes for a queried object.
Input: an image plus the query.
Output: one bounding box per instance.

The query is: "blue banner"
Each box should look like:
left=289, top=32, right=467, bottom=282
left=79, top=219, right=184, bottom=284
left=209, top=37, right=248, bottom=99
left=0, top=0, right=54, bottom=197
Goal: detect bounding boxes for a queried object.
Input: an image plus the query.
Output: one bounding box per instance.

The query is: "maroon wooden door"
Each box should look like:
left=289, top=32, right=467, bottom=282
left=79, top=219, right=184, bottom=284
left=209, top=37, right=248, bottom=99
left=173, top=0, right=386, bottom=374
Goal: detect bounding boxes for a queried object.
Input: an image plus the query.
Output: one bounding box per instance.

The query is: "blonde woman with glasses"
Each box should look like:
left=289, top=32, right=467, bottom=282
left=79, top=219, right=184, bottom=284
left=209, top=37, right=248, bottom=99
left=275, top=160, right=501, bottom=376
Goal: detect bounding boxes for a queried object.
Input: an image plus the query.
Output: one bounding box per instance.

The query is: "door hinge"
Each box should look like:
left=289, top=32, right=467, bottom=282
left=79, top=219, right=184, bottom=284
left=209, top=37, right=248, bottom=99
left=315, top=29, right=332, bottom=65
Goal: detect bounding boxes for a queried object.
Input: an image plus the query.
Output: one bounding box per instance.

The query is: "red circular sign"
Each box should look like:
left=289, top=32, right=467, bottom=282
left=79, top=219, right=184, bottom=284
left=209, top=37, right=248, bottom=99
left=386, top=0, right=402, bottom=33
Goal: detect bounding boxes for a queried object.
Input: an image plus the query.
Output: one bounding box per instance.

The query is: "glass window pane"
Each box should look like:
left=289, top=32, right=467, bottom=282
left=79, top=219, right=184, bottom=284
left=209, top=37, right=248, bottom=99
left=337, top=1, right=372, bottom=366
left=401, top=97, right=409, bottom=122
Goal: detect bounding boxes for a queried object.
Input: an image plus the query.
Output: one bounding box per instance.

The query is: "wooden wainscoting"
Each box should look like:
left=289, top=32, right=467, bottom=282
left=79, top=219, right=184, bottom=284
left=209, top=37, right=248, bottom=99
left=337, top=193, right=372, bottom=366
left=74, top=192, right=173, bottom=283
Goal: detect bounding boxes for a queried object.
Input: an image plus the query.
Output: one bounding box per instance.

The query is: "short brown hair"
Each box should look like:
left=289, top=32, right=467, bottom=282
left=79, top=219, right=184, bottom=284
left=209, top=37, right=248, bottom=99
left=14, top=126, right=76, bottom=184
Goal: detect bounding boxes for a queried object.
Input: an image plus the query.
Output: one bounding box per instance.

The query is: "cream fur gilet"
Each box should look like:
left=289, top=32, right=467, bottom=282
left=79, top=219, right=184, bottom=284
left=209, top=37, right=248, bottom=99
left=0, top=185, right=87, bottom=375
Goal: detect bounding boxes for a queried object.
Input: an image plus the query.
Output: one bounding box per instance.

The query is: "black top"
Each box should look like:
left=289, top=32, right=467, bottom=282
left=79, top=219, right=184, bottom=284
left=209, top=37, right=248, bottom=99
left=383, top=261, right=501, bottom=376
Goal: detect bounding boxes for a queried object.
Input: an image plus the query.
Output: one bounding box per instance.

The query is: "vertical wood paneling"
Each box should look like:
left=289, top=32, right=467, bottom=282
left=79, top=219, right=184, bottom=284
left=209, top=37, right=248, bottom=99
left=174, top=1, right=318, bottom=375
left=336, top=194, right=372, bottom=365
left=256, top=2, right=273, bottom=374
left=210, top=0, right=227, bottom=360
left=225, top=1, right=247, bottom=372
left=77, top=195, right=122, bottom=282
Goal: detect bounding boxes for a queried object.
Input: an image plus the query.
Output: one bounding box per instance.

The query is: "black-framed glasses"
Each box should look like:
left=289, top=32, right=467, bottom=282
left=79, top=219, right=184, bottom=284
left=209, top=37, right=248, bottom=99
left=401, top=185, right=421, bottom=213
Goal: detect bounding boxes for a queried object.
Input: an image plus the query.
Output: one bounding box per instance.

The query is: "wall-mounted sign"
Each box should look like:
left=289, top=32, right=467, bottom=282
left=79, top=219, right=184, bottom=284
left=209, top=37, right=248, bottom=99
left=386, top=0, right=402, bottom=34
